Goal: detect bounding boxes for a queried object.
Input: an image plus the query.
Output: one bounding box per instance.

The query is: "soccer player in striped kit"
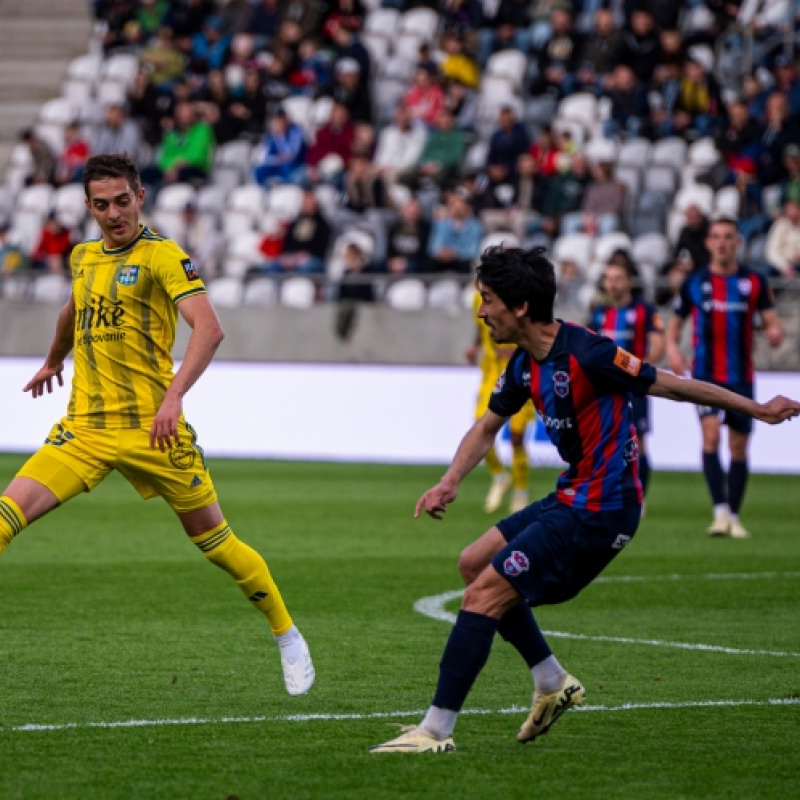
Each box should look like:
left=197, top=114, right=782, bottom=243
left=666, top=217, right=784, bottom=538
left=589, top=259, right=665, bottom=498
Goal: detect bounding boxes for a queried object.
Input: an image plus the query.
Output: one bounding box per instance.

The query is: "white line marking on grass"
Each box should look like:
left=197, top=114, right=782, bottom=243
left=413, top=585, right=800, bottom=659
left=593, top=571, right=800, bottom=585
left=6, top=698, right=799, bottom=733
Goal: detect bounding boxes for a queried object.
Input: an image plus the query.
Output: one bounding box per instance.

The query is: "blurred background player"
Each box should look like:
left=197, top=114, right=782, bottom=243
left=466, top=289, right=534, bottom=514
left=589, top=258, right=665, bottom=499
left=667, top=218, right=784, bottom=538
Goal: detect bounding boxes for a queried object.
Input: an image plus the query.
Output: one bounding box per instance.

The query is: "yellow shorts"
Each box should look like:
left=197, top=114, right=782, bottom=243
left=475, top=371, right=535, bottom=434
left=16, top=417, right=218, bottom=514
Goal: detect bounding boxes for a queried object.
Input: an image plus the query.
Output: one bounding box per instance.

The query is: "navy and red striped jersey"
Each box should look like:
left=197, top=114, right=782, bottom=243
left=589, top=300, right=663, bottom=360
left=673, top=266, right=774, bottom=385
left=488, top=323, right=657, bottom=511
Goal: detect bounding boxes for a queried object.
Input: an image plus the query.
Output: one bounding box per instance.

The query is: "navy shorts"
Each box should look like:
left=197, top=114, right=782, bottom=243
left=492, top=493, right=641, bottom=607
left=696, top=382, right=754, bottom=435
left=630, top=395, right=650, bottom=436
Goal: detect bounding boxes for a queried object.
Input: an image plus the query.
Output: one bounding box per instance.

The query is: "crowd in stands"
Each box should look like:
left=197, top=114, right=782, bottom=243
left=2, top=0, right=800, bottom=314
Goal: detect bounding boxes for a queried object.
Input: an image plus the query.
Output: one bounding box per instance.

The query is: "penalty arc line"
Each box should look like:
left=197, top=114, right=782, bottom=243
left=6, top=697, right=800, bottom=734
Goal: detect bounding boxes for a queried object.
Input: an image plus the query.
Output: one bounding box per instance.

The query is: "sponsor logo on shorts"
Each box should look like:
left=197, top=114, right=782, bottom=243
left=181, top=258, right=200, bottom=281
left=553, top=370, right=570, bottom=397
left=612, top=534, right=632, bottom=550
left=168, top=443, right=197, bottom=470
left=117, top=265, right=140, bottom=286
left=503, top=550, right=530, bottom=577
left=45, top=424, right=75, bottom=447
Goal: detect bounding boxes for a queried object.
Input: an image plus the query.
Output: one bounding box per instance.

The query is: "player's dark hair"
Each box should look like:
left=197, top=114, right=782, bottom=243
left=83, top=153, right=141, bottom=198
left=476, top=245, right=556, bottom=323
left=708, top=215, right=738, bottom=233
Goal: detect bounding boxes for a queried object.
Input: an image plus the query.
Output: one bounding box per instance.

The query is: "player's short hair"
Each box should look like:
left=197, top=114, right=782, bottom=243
left=476, top=245, right=556, bottom=323
left=83, top=153, right=141, bottom=199
left=708, top=215, right=738, bottom=233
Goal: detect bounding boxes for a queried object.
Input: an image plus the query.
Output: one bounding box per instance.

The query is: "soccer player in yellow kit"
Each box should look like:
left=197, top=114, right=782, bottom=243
left=0, top=154, right=314, bottom=696
left=466, top=291, right=534, bottom=513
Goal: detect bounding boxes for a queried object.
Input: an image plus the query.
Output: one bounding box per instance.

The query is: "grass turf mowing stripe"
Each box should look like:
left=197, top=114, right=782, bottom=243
left=8, top=698, right=800, bottom=733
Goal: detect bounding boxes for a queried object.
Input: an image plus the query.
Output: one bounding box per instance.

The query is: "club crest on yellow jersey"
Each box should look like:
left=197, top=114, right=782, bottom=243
left=117, top=265, right=140, bottom=286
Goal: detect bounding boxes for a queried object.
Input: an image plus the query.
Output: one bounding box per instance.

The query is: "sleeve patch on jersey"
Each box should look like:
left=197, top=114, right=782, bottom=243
left=181, top=258, right=200, bottom=281
left=614, top=347, right=642, bottom=376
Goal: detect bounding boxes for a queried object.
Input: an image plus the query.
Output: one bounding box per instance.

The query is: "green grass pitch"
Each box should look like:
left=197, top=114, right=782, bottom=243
left=0, top=454, right=798, bottom=800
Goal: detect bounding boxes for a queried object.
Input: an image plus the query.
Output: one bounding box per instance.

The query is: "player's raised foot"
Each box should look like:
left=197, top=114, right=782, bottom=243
left=369, top=725, right=455, bottom=753
left=279, top=633, right=315, bottom=696
left=707, top=512, right=732, bottom=537
left=729, top=519, right=751, bottom=539
left=484, top=473, right=512, bottom=513
left=510, top=489, right=529, bottom=513
left=517, top=673, right=585, bottom=744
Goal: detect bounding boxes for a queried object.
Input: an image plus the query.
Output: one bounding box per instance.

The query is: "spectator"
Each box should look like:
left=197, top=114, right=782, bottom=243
left=427, top=187, right=483, bottom=273
left=329, top=17, right=370, bottom=78
left=308, top=102, right=356, bottom=185
left=385, top=198, right=431, bottom=274
left=439, top=31, right=480, bottom=90
left=100, top=0, right=137, bottom=53
left=136, top=0, right=169, bottom=38
left=336, top=242, right=377, bottom=303
left=556, top=258, right=584, bottom=307
left=672, top=57, right=724, bottom=139
left=127, top=68, right=171, bottom=147
left=318, top=57, right=373, bottom=123
left=765, top=200, right=800, bottom=278
left=374, top=105, right=428, bottom=185
left=242, top=0, right=282, bottom=47
left=140, top=27, right=187, bottom=89
left=323, top=0, right=366, bottom=41
left=715, top=100, right=763, bottom=181
left=770, top=54, right=800, bottom=118
left=673, top=203, right=710, bottom=268
left=486, top=105, right=530, bottom=185
left=31, top=212, right=72, bottom=273
left=404, top=65, right=446, bottom=128
left=20, top=129, right=55, bottom=186
left=444, top=78, right=478, bottom=133
left=342, top=152, right=388, bottom=213
left=529, top=125, right=560, bottom=178
left=197, top=70, right=242, bottom=145
left=252, top=107, right=307, bottom=186
left=655, top=250, right=694, bottom=307
left=478, top=0, right=531, bottom=66
left=289, top=36, right=330, bottom=97
left=166, top=0, right=214, bottom=44
left=0, top=222, right=29, bottom=276
left=561, top=160, right=627, bottom=236
left=397, top=108, right=467, bottom=191
left=622, top=8, right=661, bottom=84
left=604, top=64, right=651, bottom=139
left=189, top=15, right=231, bottom=74
left=175, top=200, right=221, bottom=277
left=539, top=152, right=591, bottom=236
left=576, top=8, right=625, bottom=93
left=780, top=144, right=800, bottom=205
left=258, top=189, right=331, bottom=274
left=757, top=93, right=800, bottom=188
left=529, top=8, right=581, bottom=98
left=54, top=122, right=90, bottom=186
left=91, top=103, right=141, bottom=163
left=649, top=60, right=682, bottom=138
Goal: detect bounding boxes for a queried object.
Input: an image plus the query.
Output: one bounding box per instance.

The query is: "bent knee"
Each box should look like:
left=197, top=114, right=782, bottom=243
left=458, top=544, right=487, bottom=585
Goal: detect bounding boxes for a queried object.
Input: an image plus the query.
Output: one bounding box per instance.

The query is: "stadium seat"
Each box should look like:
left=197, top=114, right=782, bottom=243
left=222, top=210, right=256, bottom=238
left=385, top=278, right=426, bottom=311
left=361, top=32, right=389, bottom=69
left=311, top=96, right=334, bottom=131
left=762, top=185, right=782, bottom=216
left=101, top=53, right=139, bottom=86
left=643, top=164, right=678, bottom=193
left=616, top=165, right=641, bottom=199
left=650, top=137, right=688, bottom=172
left=552, top=117, right=585, bottom=149
left=327, top=228, right=377, bottom=280
left=478, top=75, right=517, bottom=103
left=617, top=138, right=652, bottom=169
left=215, top=139, right=253, bottom=178
left=38, top=97, right=76, bottom=126
left=242, top=277, right=278, bottom=307
left=399, top=7, right=439, bottom=40
left=313, top=184, right=341, bottom=218
left=688, top=137, right=720, bottom=169
left=96, top=80, right=128, bottom=106
left=227, top=184, right=266, bottom=216
left=207, top=276, right=244, bottom=308
left=155, top=183, right=197, bottom=212
left=364, top=8, right=400, bottom=38
left=715, top=186, right=741, bottom=217
left=149, top=210, right=184, bottom=241
left=227, top=230, right=263, bottom=262
left=674, top=184, right=714, bottom=215
left=84, top=216, right=101, bottom=241
left=1, top=274, right=31, bottom=301
left=593, top=232, right=632, bottom=263
left=281, top=95, right=313, bottom=136
left=34, top=123, right=65, bottom=156
left=394, top=33, right=425, bottom=62
left=67, top=54, right=102, bottom=82
left=687, top=44, right=715, bottom=73
left=61, top=79, right=93, bottom=107
left=485, top=50, right=528, bottom=90
left=388, top=184, right=412, bottom=210
left=557, top=93, right=598, bottom=135
left=427, top=279, right=462, bottom=310
left=552, top=234, right=593, bottom=271
left=265, top=184, right=304, bottom=222
left=31, top=274, right=69, bottom=304
left=632, top=232, right=670, bottom=269
left=462, top=140, right=489, bottom=175
left=258, top=210, right=284, bottom=235
left=196, top=184, right=228, bottom=215
left=15, top=185, right=53, bottom=216
left=585, top=138, right=618, bottom=165
left=280, top=276, right=316, bottom=309
left=212, top=166, right=243, bottom=196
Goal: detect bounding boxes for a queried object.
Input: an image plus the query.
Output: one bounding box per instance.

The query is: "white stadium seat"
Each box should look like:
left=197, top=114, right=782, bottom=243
left=243, top=277, right=278, bottom=307
left=39, top=97, right=76, bottom=126
left=593, top=232, right=632, bottom=263
left=364, top=8, right=400, bottom=38
left=385, top=278, right=426, bottom=311
left=32, top=274, right=69, bottom=304
left=101, top=53, right=139, bottom=86
left=280, top=276, right=316, bottom=309
left=265, top=184, right=304, bottom=222
left=552, top=233, right=593, bottom=271
left=427, top=279, right=462, bottom=310
left=399, top=7, right=439, bottom=40
left=15, top=185, right=53, bottom=216
left=207, top=277, right=244, bottom=308
left=485, top=49, right=528, bottom=90
left=227, top=184, right=266, bottom=217
left=155, top=183, right=197, bottom=212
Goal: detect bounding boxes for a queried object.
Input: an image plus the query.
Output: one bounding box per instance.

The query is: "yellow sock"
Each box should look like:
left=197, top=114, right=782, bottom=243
left=0, top=496, right=27, bottom=556
left=192, top=521, right=293, bottom=637
left=485, top=446, right=504, bottom=477
left=511, top=443, right=529, bottom=491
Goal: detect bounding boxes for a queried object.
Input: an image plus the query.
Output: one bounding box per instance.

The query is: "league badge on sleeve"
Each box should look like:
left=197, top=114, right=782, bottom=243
left=613, top=347, right=641, bottom=376
left=181, top=258, right=200, bottom=281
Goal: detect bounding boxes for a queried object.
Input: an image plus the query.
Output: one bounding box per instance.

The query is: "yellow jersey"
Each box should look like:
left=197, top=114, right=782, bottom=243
left=68, top=225, right=206, bottom=429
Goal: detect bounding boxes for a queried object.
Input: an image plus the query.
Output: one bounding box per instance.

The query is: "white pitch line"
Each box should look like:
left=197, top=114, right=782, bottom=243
left=6, top=698, right=799, bottom=734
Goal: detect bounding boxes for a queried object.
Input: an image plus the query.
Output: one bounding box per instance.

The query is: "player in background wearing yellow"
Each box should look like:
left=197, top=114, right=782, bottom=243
left=0, top=153, right=314, bottom=696
left=466, top=291, right=535, bottom=514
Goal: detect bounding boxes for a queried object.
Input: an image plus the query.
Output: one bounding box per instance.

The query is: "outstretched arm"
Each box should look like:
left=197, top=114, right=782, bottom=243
left=415, top=410, right=508, bottom=520
left=149, top=294, right=224, bottom=451
left=648, top=369, right=800, bottom=424
left=665, top=315, right=687, bottom=376
left=23, top=296, right=75, bottom=398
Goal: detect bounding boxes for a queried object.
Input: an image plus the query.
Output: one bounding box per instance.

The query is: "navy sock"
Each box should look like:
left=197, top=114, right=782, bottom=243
left=702, top=452, right=727, bottom=505
left=728, top=460, right=749, bottom=514
left=432, top=610, right=499, bottom=712
left=638, top=452, right=651, bottom=496
left=497, top=602, right=551, bottom=669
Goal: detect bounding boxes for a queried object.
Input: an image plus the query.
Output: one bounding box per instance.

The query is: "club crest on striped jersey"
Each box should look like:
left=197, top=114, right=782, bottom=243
left=116, top=265, right=140, bottom=286
left=504, top=550, right=530, bottom=577
left=738, top=279, right=751, bottom=295
left=553, top=370, right=570, bottom=397
left=626, top=309, right=638, bottom=324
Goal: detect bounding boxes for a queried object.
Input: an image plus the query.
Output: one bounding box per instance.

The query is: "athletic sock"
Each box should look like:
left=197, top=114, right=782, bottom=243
left=511, top=442, right=529, bottom=490
left=484, top=446, right=504, bottom=477
left=532, top=655, right=567, bottom=694
left=0, top=496, right=27, bottom=556
left=638, top=452, right=651, bottom=496
left=431, top=609, right=499, bottom=713
left=192, top=521, right=293, bottom=637
left=497, top=602, right=551, bottom=669
left=702, top=452, right=727, bottom=506
left=275, top=625, right=305, bottom=662
left=728, top=460, right=749, bottom=515
left=714, top=503, right=731, bottom=519
left=421, top=706, right=459, bottom=739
